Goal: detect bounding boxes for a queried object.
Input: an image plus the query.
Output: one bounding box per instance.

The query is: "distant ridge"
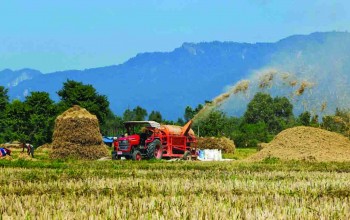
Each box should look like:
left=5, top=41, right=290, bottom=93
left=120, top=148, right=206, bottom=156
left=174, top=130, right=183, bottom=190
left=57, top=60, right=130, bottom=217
left=1, top=31, right=350, bottom=119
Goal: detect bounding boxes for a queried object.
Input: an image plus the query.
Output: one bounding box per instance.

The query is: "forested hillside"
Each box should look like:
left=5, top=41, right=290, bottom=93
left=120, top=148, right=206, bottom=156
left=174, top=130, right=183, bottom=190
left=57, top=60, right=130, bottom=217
left=1, top=32, right=350, bottom=119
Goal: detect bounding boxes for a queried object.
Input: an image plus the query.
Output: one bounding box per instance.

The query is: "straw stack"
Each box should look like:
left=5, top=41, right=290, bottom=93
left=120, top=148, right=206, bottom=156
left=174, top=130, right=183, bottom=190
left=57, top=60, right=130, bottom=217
left=249, top=126, right=350, bottom=162
left=197, top=137, right=235, bottom=153
left=50, top=105, right=109, bottom=160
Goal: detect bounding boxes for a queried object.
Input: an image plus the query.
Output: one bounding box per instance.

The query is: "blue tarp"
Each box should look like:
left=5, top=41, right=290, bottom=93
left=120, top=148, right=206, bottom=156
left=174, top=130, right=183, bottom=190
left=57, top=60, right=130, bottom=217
left=103, top=136, right=114, bottom=144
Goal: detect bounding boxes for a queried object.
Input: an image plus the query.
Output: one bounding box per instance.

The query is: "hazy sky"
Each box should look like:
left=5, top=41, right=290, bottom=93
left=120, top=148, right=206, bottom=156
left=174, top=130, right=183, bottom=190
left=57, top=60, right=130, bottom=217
left=0, top=0, right=349, bottom=72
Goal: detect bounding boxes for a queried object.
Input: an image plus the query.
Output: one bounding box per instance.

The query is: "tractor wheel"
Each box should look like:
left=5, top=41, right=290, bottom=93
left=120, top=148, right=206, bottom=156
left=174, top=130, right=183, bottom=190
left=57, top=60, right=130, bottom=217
left=132, top=150, right=142, bottom=161
left=147, top=140, right=163, bottom=159
left=182, top=151, right=192, bottom=160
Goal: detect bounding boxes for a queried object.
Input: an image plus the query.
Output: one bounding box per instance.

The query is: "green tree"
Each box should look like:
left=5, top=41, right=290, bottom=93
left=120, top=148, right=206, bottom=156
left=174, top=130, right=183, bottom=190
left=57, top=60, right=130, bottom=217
left=273, top=96, right=293, bottom=119
left=232, top=122, right=269, bottom=148
left=184, top=104, right=203, bottom=121
left=176, top=118, right=185, bottom=126
left=184, top=106, right=194, bottom=122
left=298, top=111, right=311, bottom=126
left=195, top=104, right=204, bottom=114
left=244, top=92, right=294, bottom=134
left=0, top=86, right=9, bottom=143
left=57, top=80, right=110, bottom=124
left=148, top=110, right=162, bottom=122
left=100, top=111, right=124, bottom=136
left=0, top=86, right=9, bottom=113
left=134, top=106, right=147, bottom=121
left=123, top=106, right=148, bottom=121
left=24, top=92, right=58, bottom=146
left=122, top=109, right=134, bottom=121
left=322, top=108, right=350, bottom=137
left=310, top=115, right=319, bottom=127
left=3, top=100, right=30, bottom=143
left=195, top=110, right=228, bottom=137
left=244, top=93, right=274, bottom=125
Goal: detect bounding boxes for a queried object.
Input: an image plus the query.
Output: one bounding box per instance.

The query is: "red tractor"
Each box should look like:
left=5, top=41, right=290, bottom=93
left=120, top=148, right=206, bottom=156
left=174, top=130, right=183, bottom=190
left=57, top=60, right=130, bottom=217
left=112, top=120, right=197, bottom=160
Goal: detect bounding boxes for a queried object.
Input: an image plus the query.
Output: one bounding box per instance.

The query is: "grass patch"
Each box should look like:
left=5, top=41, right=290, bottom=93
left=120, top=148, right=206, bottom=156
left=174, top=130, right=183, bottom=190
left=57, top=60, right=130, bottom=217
left=223, top=147, right=257, bottom=160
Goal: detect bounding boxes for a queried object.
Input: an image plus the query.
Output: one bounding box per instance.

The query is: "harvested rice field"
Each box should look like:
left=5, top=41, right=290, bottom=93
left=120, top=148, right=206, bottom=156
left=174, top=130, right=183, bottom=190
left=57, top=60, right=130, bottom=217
left=1, top=158, right=350, bottom=219
left=2, top=123, right=350, bottom=219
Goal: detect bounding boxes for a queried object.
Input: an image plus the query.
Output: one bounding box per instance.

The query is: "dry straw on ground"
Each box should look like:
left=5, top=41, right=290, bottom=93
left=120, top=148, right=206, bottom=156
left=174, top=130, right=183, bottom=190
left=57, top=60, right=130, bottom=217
left=50, top=105, right=109, bottom=160
left=0, top=141, right=22, bottom=149
left=249, top=126, right=350, bottom=162
left=0, top=155, right=12, bottom=160
left=18, top=152, right=37, bottom=161
left=37, top=143, right=52, bottom=151
left=197, top=137, right=235, bottom=153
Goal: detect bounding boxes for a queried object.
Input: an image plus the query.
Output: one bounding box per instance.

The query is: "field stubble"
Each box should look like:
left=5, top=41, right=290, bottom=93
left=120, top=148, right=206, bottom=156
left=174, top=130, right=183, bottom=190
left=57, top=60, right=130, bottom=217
left=0, top=161, right=350, bottom=219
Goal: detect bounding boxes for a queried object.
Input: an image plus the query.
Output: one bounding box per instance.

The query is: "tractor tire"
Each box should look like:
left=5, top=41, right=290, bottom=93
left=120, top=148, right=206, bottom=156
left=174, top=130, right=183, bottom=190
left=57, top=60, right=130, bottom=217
left=182, top=151, right=192, bottom=160
left=132, top=150, right=142, bottom=161
left=147, top=140, right=163, bottom=159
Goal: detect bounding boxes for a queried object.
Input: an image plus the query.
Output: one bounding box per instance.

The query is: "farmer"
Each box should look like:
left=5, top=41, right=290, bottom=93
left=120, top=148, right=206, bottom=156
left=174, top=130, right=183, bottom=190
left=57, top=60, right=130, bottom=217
left=0, top=148, right=11, bottom=157
left=22, top=142, right=34, bottom=158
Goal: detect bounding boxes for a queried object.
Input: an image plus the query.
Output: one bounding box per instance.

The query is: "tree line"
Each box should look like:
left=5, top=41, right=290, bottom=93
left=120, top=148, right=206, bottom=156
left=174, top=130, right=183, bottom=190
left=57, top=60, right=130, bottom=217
left=0, top=80, right=185, bottom=146
left=0, top=80, right=349, bottom=148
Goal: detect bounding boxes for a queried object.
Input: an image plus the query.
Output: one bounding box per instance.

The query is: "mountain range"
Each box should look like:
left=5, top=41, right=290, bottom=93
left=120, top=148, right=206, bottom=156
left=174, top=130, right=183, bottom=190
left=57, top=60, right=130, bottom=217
left=1, top=31, right=350, bottom=119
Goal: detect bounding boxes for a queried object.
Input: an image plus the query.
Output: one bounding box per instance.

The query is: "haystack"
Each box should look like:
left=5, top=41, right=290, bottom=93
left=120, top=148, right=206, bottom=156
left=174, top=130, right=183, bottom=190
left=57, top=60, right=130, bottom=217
left=197, top=137, right=235, bottom=153
left=249, top=126, right=350, bottom=162
left=50, top=105, right=109, bottom=160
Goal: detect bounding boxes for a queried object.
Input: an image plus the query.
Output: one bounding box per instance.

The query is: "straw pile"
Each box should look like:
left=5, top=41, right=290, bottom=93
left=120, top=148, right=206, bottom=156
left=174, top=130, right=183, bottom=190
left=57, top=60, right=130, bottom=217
left=18, top=152, right=37, bottom=161
left=0, top=155, right=12, bottom=160
left=0, top=141, right=22, bottom=149
left=197, top=137, right=235, bottom=153
left=249, top=126, right=350, bottom=162
left=50, top=105, right=109, bottom=160
left=37, top=143, right=53, bottom=151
